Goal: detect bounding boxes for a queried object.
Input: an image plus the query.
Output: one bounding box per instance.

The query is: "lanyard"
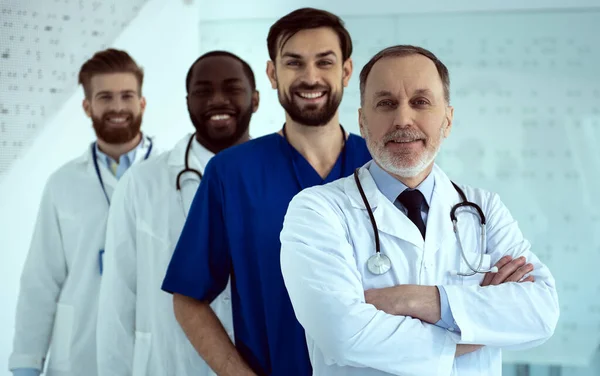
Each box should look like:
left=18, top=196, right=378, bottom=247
left=91, top=137, right=153, bottom=205
left=281, top=123, right=347, bottom=191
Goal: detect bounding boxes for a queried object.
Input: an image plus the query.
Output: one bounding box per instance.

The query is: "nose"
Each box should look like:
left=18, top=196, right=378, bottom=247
left=108, top=97, right=127, bottom=112
left=302, top=64, right=320, bottom=86
left=392, top=103, right=414, bottom=129
left=208, top=90, right=230, bottom=106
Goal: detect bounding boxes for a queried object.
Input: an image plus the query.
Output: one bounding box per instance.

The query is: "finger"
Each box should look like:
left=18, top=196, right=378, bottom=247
left=490, top=256, right=526, bottom=285
left=505, top=263, right=534, bottom=283
left=481, top=255, right=512, bottom=286
left=520, top=276, right=535, bottom=283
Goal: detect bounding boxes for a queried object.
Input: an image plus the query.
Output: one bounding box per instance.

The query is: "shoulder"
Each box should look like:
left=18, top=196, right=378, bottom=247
left=45, top=150, right=90, bottom=188
left=438, top=168, right=505, bottom=218
left=203, top=133, right=282, bottom=176
left=212, top=133, right=281, bottom=163
left=290, top=174, right=351, bottom=214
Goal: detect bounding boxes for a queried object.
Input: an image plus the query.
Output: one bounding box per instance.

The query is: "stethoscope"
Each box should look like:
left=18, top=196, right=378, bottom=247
left=353, top=168, right=498, bottom=276
left=91, top=137, right=153, bottom=205
left=175, top=133, right=203, bottom=218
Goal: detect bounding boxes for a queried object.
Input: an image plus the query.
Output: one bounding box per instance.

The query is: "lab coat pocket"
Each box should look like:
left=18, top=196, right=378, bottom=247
left=49, top=303, right=74, bottom=371
left=459, top=253, right=491, bottom=286
left=132, top=331, right=152, bottom=376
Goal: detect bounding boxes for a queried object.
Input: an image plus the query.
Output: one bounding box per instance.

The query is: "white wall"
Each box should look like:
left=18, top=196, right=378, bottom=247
left=196, top=0, right=600, bottom=21
left=0, top=0, right=203, bottom=373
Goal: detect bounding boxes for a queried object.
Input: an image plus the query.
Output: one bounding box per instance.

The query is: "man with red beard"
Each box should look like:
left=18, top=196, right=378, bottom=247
left=9, top=49, right=157, bottom=376
left=96, top=50, right=258, bottom=376
left=161, top=8, right=371, bottom=376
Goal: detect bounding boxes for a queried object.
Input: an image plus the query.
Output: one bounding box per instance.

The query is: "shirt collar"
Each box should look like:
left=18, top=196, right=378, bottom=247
left=95, top=135, right=144, bottom=166
left=368, top=161, right=435, bottom=207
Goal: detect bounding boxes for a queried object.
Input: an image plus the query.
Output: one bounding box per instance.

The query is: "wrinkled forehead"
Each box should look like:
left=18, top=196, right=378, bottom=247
left=365, top=54, right=444, bottom=100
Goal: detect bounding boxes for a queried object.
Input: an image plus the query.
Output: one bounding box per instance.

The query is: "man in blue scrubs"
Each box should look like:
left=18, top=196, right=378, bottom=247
left=161, top=7, right=372, bottom=376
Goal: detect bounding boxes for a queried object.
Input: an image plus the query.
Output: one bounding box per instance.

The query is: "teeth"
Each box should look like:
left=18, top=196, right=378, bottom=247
left=108, top=117, right=127, bottom=123
left=298, top=92, right=325, bottom=99
left=210, top=114, right=231, bottom=120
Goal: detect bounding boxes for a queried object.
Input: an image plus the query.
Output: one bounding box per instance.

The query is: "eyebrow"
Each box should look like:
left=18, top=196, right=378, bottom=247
left=95, top=89, right=136, bottom=98
left=281, top=50, right=337, bottom=59
left=194, top=78, right=243, bottom=86
left=372, top=88, right=435, bottom=99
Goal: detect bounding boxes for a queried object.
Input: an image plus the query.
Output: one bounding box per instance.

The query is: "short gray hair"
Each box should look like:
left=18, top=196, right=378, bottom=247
left=359, top=45, right=450, bottom=106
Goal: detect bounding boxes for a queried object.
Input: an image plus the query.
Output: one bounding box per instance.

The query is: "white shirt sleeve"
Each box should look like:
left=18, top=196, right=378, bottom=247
left=280, top=188, right=457, bottom=376
left=9, top=178, right=67, bottom=371
left=443, top=192, right=560, bottom=349
left=96, top=173, right=138, bottom=376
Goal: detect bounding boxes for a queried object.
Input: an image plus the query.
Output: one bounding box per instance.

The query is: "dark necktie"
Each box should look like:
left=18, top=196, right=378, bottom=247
left=398, top=189, right=426, bottom=239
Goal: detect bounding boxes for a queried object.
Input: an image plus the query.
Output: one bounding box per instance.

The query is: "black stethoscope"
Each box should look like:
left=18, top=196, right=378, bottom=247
left=353, top=168, right=498, bottom=276
left=175, top=133, right=203, bottom=218
left=91, top=137, right=153, bottom=205
left=282, top=123, right=347, bottom=190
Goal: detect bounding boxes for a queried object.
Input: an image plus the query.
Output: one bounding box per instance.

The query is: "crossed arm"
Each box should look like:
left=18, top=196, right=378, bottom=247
left=280, top=190, right=559, bottom=375
left=365, top=255, right=536, bottom=356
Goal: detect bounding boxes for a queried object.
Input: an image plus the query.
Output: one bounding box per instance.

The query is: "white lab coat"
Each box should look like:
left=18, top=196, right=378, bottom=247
left=280, top=161, right=560, bottom=376
left=9, top=136, right=156, bottom=376
left=96, top=133, right=234, bottom=376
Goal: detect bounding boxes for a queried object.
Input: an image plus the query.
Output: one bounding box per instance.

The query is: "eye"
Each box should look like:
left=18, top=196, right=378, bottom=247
left=376, top=99, right=395, bottom=107
left=412, top=98, right=430, bottom=106
left=227, top=86, right=245, bottom=93
left=318, top=60, right=333, bottom=66
left=286, top=60, right=301, bottom=67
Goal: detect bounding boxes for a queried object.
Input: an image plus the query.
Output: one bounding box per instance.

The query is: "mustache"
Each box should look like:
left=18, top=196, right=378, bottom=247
left=291, top=83, right=329, bottom=92
left=381, top=129, right=427, bottom=143
left=100, top=111, right=133, bottom=120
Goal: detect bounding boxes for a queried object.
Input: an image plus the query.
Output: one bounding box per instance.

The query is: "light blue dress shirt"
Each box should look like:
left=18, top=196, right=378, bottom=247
left=95, top=140, right=141, bottom=179
left=368, top=161, right=460, bottom=333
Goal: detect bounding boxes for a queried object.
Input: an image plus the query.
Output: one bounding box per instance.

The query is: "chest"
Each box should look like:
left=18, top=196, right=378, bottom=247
left=345, top=205, right=491, bottom=289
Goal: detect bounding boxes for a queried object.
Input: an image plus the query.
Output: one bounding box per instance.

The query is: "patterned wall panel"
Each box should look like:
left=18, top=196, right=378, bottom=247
left=0, top=0, right=149, bottom=180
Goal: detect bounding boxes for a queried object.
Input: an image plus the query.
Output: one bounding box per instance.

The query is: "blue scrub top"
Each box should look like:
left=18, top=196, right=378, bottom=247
left=162, top=132, right=372, bottom=375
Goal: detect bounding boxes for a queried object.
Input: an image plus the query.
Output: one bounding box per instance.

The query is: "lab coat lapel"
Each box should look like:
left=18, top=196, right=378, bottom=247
left=345, top=162, right=424, bottom=249
left=424, top=164, right=461, bottom=256
left=84, top=144, right=118, bottom=202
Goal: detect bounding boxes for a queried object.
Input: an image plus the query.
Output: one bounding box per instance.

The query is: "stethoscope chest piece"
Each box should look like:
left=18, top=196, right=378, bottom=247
left=367, top=252, right=392, bottom=275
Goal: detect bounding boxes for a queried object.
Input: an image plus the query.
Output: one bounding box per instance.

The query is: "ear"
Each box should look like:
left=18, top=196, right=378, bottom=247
left=83, top=98, right=92, bottom=118
left=443, top=105, right=454, bottom=138
left=266, top=60, right=277, bottom=89
left=342, top=57, right=353, bottom=88
left=358, top=107, right=366, bottom=138
left=140, top=96, right=147, bottom=114
left=252, top=90, right=260, bottom=113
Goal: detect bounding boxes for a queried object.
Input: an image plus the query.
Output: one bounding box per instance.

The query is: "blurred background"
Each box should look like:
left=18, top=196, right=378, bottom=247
left=0, top=0, right=599, bottom=375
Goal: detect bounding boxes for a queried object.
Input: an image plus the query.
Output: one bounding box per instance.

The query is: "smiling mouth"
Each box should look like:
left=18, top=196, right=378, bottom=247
left=209, top=114, right=233, bottom=121
left=295, top=91, right=327, bottom=100
left=105, top=115, right=130, bottom=126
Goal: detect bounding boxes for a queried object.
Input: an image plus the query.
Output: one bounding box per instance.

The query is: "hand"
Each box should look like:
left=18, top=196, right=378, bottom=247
left=481, top=255, right=535, bottom=287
